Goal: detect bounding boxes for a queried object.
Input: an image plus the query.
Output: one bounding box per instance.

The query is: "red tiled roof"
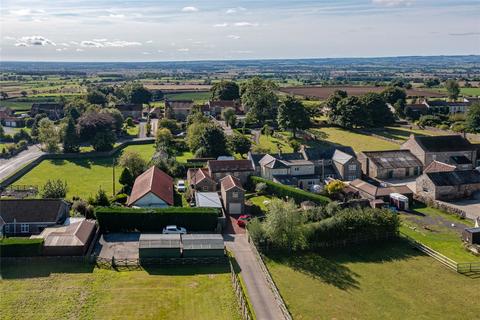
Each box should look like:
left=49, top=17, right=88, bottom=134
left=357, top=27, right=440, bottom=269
left=187, top=168, right=214, bottom=185
left=208, top=160, right=254, bottom=173
left=220, top=175, right=244, bottom=191
left=127, top=166, right=174, bottom=206
left=424, top=160, right=456, bottom=173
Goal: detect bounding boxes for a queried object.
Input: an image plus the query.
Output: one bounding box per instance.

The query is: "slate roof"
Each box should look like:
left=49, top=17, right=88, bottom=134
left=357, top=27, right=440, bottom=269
left=349, top=179, right=413, bottom=197
left=127, top=166, right=174, bottom=206
left=332, top=149, right=354, bottom=165
left=115, top=104, right=142, bottom=111
left=272, top=174, right=320, bottom=185
left=0, top=199, right=68, bottom=224
left=139, top=234, right=181, bottom=249
left=182, top=234, right=224, bottom=250
left=450, top=155, right=472, bottom=165
left=208, top=160, right=254, bottom=173
left=220, top=175, right=244, bottom=192
left=414, top=135, right=476, bottom=152
left=39, top=218, right=96, bottom=247
left=361, top=150, right=422, bottom=169
left=423, top=160, right=456, bottom=173
left=302, top=146, right=355, bottom=160
left=425, top=170, right=480, bottom=186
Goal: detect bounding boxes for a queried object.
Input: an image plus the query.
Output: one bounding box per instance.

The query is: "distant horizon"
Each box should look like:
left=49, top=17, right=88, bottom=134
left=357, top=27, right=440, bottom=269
left=2, top=54, right=480, bottom=64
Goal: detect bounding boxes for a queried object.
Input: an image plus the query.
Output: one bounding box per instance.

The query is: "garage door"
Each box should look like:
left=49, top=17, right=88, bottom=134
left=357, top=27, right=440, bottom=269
left=229, top=203, right=242, bottom=214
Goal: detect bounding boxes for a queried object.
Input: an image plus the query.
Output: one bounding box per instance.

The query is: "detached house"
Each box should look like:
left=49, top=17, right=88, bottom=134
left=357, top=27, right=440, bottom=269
left=220, top=175, right=245, bottom=214
left=207, top=159, right=254, bottom=184
left=127, top=166, right=174, bottom=208
left=187, top=168, right=217, bottom=194
left=358, top=150, right=423, bottom=180
left=416, top=170, right=480, bottom=201
left=164, top=99, right=194, bottom=121
left=423, top=100, right=471, bottom=114
left=31, top=103, right=64, bottom=120
left=115, top=104, right=143, bottom=119
left=401, top=135, right=478, bottom=169
left=0, top=199, right=69, bottom=236
left=205, top=100, right=243, bottom=117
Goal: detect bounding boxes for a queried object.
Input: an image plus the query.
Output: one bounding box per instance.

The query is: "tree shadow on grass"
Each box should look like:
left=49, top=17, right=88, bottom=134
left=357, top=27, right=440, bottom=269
left=1, top=258, right=94, bottom=279
left=143, top=263, right=230, bottom=276
left=265, top=239, right=422, bottom=291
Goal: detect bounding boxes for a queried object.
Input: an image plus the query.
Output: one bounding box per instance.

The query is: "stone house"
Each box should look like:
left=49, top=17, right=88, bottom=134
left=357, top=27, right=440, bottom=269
left=332, top=149, right=362, bottom=181
left=115, top=104, right=143, bottom=119
left=416, top=170, right=480, bottom=201
left=220, top=175, right=245, bottom=214
left=204, top=100, right=243, bottom=117
left=358, top=150, right=423, bottom=180
left=127, top=166, right=174, bottom=208
left=0, top=199, right=69, bottom=236
left=30, top=103, right=64, bottom=120
left=207, top=159, right=254, bottom=185
left=164, top=99, right=194, bottom=121
left=423, top=100, right=472, bottom=114
left=187, top=168, right=217, bottom=195
left=401, top=135, right=478, bottom=169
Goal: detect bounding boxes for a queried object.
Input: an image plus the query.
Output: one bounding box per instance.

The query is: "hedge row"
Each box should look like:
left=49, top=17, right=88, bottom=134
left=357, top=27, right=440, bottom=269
left=250, top=176, right=331, bottom=205
left=0, top=238, right=44, bottom=257
left=95, top=206, right=219, bottom=232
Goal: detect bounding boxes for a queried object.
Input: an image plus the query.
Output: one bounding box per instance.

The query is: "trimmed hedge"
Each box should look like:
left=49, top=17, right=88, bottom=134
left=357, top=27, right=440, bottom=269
left=0, top=238, right=44, bottom=257
left=95, top=206, right=219, bottom=232
left=250, top=176, right=330, bottom=205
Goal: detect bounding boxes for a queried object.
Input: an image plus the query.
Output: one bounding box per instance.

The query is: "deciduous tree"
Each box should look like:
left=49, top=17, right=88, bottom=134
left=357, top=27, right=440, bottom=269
left=277, top=96, right=310, bottom=137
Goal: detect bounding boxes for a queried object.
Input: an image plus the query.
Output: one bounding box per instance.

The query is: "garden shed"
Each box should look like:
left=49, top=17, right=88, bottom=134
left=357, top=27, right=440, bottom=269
left=139, top=234, right=181, bottom=258
left=462, top=227, right=480, bottom=245
left=181, top=234, right=225, bottom=257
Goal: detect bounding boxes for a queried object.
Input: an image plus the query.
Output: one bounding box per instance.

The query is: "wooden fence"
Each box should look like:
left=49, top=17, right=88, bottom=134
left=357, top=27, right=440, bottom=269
left=401, top=232, right=480, bottom=275
left=94, top=255, right=228, bottom=270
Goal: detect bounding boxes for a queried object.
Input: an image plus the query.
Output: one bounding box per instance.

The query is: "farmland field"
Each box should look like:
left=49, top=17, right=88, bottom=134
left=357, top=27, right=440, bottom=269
left=264, top=240, right=480, bottom=320
left=0, top=260, right=240, bottom=320
left=12, top=143, right=156, bottom=199
left=279, top=86, right=446, bottom=99
left=165, top=91, right=211, bottom=103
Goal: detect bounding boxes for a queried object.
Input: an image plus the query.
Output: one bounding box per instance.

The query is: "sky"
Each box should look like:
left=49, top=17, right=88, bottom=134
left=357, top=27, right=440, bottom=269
left=0, top=0, right=479, bottom=62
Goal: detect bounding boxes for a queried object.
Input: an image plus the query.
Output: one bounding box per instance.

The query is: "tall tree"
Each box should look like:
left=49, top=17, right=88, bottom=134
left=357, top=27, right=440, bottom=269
left=62, top=117, right=80, bottom=153
left=382, top=86, right=407, bottom=105
left=228, top=133, right=252, bottom=157
left=277, top=96, right=310, bottom=137
left=118, top=150, right=148, bottom=178
left=124, top=83, right=152, bottom=104
left=41, top=179, right=68, bottom=198
left=38, top=118, right=60, bottom=152
left=360, top=92, right=395, bottom=127
left=222, top=108, right=237, bottom=128
left=329, top=96, right=364, bottom=128
left=445, top=79, right=460, bottom=101
left=86, top=89, right=107, bottom=106
left=466, top=102, right=480, bottom=133
left=197, top=125, right=228, bottom=158
left=241, top=77, right=278, bottom=123
left=210, top=80, right=240, bottom=100
left=91, top=131, right=116, bottom=151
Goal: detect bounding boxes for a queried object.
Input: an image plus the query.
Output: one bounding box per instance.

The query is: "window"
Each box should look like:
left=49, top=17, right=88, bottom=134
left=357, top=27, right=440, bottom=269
left=4, top=225, right=10, bottom=233
left=20, top=224, right=29, bottom=233
left=432, top=155, right=436, bottom=160
left=294, top=167, right=299, bottom=171
left=232, top=191, right=239, bottom=198
left=348, top=175, right=356, bottom=181
left=307, top=181, right=313, bottom=185
left=233, top=172, right=239, bottom=177
left=202, top=186, right=208, bottom=191
left=348, top=164, right=356, bottom=170
left=423, top=187, right=429, bottom=192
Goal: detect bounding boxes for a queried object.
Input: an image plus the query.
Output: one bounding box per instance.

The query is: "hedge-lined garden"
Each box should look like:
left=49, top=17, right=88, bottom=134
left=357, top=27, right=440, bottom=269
left=250, top=176, right=331, bottom=205
left=0, top=238, right=44, bottom=257
left=95, top=206, right=220, bottom=232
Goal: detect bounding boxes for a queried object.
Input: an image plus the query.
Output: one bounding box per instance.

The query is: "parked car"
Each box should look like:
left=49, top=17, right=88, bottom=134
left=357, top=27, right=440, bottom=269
left=237, top=215, right=252, bottom=227
left=176, top=132, right=186, bottom=137
left=176, top=180, right=186, bottom=192
left=162, top=225, right=187, bottom=234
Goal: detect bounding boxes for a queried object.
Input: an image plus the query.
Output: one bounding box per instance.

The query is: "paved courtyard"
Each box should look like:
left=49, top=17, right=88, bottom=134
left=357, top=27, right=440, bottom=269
left=94, top=233, right=140, bottom=259
left=440, top=199, right=480, bottom=221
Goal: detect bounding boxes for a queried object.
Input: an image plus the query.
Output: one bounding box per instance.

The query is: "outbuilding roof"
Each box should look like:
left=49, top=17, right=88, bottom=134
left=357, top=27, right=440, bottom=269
left=195, top=192, right=223, bottom=208
left=423, top=160, right=456, bottom=173
left=332, top=149, right=354, bottom=165
left=425, top=170, right=480, bottom=186
left=361, top=150, right=422, bottom=169
left=414, top=135, right=475, bottom=152
left=0, top=199, right=68, bottom=224
left=139, top=234, right=181, bottom=249
left=38, top=218, right=96, bottom=247
left=208, top=159, right=254, bottom=173
left=127, top=166, right=174, bottom=206
left=182, top=234, right=224, bottom=250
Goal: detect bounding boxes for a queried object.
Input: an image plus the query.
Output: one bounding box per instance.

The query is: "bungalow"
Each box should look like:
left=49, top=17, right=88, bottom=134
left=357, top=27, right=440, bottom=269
left=401, top=135, right=478, bottom=169
left=164, top=99, right=194, bottom=121
left=115, top=104, right=143, bottom=119
left=358, top=150, right=423, bottom=180
left=220, top=175, right=245, bottom=214
left=416, top=170, right=480, bottom=201
left=207, top=159, right=254, bottom=184
left=30, top=103, right=64, bottom=120
left=0, top=199, right=69, bottom=236
left=187, top=168, right=217, bottom=194
left=127, top=166, right=174, bottom=208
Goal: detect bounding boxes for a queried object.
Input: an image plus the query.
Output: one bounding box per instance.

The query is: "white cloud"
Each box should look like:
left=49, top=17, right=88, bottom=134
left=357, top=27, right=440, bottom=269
left=146, top=40, right=154, bottom=44
left=214, top=23, right=228, bottom=27
left=157, top=49, right=164, bottom=53
left=9, top=9, right=45, bottom=16
left=177, top=48, right=190, bottom=52
left=105, top=40, right=142, bottom=47
left=234, top=22, right=258, bottom=27
left=60, top=43, right=70, bottom=47
left=372, top=0, right=415, bottom=7
left=80, top=40, right=141, bottom=48
left=99, top=14, right=126, bottom=19
left=4, top=36, right=16, bottom=41
left=55, top=48, right=68, bottom=52
left=227, top=35, right=240, bottom=40
left=226, top=7, right=246, bottom=14
left=181, top=6, right=199, bottom=12
left=81, top=40, right=104, bottom=48
left=69, top=41, right=79, bottom=45
left=93, top=38, right=108, bottom=42
left=142, top=52, right=151, bottom=55
left=75, top=48, right=84, bottom=52
left=15, top=35, right=56, bottom=47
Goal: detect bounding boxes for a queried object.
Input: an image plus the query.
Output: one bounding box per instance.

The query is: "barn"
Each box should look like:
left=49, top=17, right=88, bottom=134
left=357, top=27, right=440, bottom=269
left=181, top=234, right=225, bottom=257
left=139, top=234, right=182, bottom=259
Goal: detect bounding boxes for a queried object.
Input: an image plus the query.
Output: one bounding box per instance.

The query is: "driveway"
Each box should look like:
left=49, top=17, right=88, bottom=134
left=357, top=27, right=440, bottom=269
left=0, top=144, right=44, bottom=183
left=224, top=234, right=285, bottom=320
left=439, top=199, right=480, bottom=221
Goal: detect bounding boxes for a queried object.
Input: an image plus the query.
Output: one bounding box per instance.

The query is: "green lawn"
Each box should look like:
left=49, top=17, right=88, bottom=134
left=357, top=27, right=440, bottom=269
left=254, top=134, right=294, bottom=153
left=176, top=151, right=194, bottom=163
left=247, top=194, right=273, bottom=212
left=264, top=241, right=480, bottom=320
left=165, top=91, right=211, bottom=103
left=310, top=127, right=399, bottom=152
left=126, top=125, right=139, bottom=137
left=0, top=260, right=240, bottom=320
left=13, top=144, right=156, bottom=199
left=400, top=204, right=478, bottom=262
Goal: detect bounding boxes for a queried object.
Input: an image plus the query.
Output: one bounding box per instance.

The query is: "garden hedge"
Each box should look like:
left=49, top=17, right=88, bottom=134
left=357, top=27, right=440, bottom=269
left=250, top=176, right=330, bottom=205
left=0, top=238, right=44, bottom=257
left=95, top=206, right=219, bottom=232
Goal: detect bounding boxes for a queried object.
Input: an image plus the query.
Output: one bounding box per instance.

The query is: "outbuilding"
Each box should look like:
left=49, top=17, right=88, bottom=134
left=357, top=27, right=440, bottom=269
left=462, top=228, right=480, bottom=245
left=139, top=234, right=182, bottom=259
left=181, top=234, right=225, bottom=257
